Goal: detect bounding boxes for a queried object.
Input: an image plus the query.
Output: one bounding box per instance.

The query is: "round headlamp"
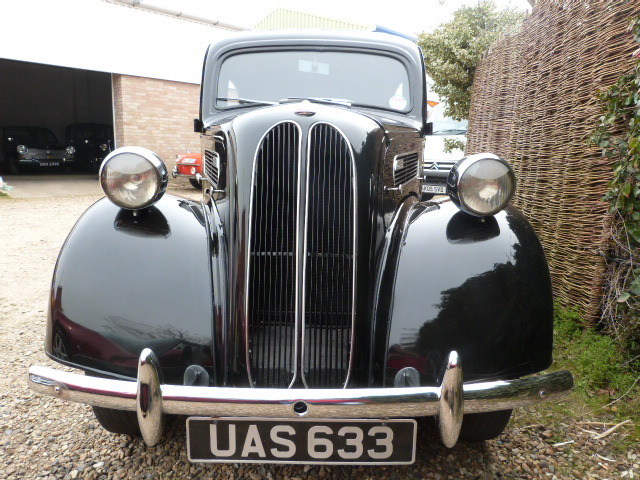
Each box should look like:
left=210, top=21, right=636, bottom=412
left=99, top=147, right=168, bottom=210
left=17, top=145, right=28, bottom=154
left=447, top=153, right=516, bottom=216
left=66, top=146, right=76, bottom=155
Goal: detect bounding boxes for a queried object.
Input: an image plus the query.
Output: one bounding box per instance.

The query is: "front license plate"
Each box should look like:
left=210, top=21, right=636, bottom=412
left=422, top=184, right=446, bottom=194
left=187, top=417, right=416, bottom=465
left=40, top=162, right=60, bottom=167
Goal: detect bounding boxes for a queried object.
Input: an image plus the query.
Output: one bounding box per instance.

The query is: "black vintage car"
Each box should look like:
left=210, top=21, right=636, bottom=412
left=0, top=126, right=75, bottom=174
left=29, top=31, right=573, bottom=465
left=65, top=123, right=113, bottom=172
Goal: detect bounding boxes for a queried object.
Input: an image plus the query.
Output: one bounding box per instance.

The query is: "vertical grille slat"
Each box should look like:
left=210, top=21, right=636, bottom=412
left=247, top=121, right=355, bottom=389
left=303, top=123, right=355, bottom=388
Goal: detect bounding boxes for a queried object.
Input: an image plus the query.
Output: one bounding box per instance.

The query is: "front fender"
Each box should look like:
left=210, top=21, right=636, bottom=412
left=46, top=195, right=214, bottom=382
left=380, top=201, right=554, bottom=386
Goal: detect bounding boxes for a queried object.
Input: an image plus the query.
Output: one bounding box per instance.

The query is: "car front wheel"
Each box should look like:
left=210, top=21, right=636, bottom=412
left=92, top=406, right=141, bottom=436
left=189, top=178, right=201, bottom=189
left=459, top=409, right=512, bottom=442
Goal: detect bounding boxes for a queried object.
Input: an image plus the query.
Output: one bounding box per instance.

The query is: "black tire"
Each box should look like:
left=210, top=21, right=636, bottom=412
left=9, top=160, right=20, bottom=175
left=459, top=409, right=512, bottom=442
left=52, top=326, right=70, bottom=361
left=189, top=178, right=201, bottom=189
left=92, top=406, right=141, bottom=436
left=421, top=192, right=435, bottom=201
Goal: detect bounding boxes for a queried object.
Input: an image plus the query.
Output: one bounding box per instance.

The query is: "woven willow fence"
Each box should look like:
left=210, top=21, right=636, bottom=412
left=467, top=0, right=637, bottom=326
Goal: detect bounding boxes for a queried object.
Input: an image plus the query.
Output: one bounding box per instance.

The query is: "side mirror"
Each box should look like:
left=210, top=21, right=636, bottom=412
left=424, top=122, right=433, bottom=136
left=194, top=118, right=204, bottom=133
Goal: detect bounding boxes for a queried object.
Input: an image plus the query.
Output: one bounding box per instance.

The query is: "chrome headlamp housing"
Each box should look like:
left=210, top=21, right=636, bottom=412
left=99, top=147, right=168, bottom=210
left=66, top=146, right=76, bottom=155
left=17, top=145, right=28, bottom=155
left=447, top=153, right=516, bottom=217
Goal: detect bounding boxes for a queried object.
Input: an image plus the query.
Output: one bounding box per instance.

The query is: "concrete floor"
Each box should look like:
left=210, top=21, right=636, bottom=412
left=1, top=174, right=102, bottom=198
left=0, top=174, right=200, bottom=200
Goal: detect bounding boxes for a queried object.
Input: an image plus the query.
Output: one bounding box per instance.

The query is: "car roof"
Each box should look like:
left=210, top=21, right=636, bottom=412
left=206, top=29, right=423, bottom=66
left=3, top=126, right=54, bottom=132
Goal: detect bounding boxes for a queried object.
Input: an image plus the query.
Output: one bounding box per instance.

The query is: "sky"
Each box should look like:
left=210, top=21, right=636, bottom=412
left=166, top=0, right=532, bottom=37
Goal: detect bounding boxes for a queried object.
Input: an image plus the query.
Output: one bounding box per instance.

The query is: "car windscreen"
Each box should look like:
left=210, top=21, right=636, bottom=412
left=428, top=104, right=468, bottom=135
left=67, top=125, right=111, bottom=142
left=216, top=50, right=411, bottom=112
left=5, top=127, right=58, bottom=144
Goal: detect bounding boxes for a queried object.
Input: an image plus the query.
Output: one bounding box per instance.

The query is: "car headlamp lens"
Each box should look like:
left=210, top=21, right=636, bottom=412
left=99, top=147, right=167, bottom=210
left=17, top=145, right=28, bottom=154
left=448, top=153, right=515, bottom=216
left=66, top=146, right=76, bottom=155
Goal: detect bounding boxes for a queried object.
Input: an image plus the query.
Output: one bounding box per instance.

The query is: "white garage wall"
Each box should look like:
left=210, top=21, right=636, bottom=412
left=0, top=0, right=238, bottom=84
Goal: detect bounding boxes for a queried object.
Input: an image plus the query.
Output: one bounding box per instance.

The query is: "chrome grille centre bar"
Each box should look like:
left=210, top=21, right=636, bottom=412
left=29, top=349, right=573, bottom=447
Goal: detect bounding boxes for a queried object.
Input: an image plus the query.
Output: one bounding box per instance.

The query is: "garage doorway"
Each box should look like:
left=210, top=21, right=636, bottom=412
left=0, top=59, right=113, bottom=175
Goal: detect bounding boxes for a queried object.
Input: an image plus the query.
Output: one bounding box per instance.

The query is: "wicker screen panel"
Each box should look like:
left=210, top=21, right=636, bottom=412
left=467, top=0, right=637, bottom=325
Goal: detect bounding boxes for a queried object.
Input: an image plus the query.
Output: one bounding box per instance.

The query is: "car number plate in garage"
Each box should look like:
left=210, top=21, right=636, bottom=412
left=422, top=184, right=446, bottom=194
left=40, top=162, right=60, bottom=167
left=186, top=417, right=416, bottom=465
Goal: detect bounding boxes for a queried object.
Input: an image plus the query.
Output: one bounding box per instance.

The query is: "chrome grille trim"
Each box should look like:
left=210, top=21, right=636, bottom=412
left=245, top=121, right=302, bottom=388
left=204, top=149, right=220, bottom=186
left=393, top=152, right=419, bottom=187
left=301, top=122, right=356, bottom=388
left=423, top=160, right=457, bottom=172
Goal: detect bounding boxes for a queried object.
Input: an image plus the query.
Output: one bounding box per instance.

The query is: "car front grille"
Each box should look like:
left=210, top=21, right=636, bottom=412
left=246, top=122, right=355, bottom=388
left=204, top=149, right=219, bottom=185
left=423, top=159, right=457, bottom=180
left=393, top=152, right=419, bottom=187
left=303, top=123, right=355, bottom=388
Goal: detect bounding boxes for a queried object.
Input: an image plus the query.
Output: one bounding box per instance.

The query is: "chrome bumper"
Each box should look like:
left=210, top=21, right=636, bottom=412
left=29, top=349, right=573, bottom=448
left=171, top=166, right=198, bottom=179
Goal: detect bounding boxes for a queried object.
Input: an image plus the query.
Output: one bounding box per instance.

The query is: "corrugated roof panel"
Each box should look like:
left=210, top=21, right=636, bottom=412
left=255, top=8, right=371, bottom=31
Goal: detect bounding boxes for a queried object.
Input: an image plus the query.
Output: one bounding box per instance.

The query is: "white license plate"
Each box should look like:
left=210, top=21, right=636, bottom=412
left=422, top=184, right=446, bottom=194
left=39, top=162, right=60, bottom=167
left=186, top=417, right=416, bottom=465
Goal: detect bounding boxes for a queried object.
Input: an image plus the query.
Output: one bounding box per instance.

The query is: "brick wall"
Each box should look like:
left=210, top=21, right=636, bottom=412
left=112, top=74, right=200, bottom=167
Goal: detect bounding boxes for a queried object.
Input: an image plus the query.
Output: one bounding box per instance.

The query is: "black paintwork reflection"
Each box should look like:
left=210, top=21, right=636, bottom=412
left=382, top=202, right=553, bottom=386
left=446, top=211, right=500, bottom=244
left=114, top=207, right=171, bottom=238
left=46, top=195, right=214, bottom=383
left=178, top=199, right=206, bottom=227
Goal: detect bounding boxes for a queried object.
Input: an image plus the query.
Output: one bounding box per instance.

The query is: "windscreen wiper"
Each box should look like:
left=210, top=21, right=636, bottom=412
left=433, top=129, right=467, bottom=135
left=280, top=97, right=353, bottom=107
left=216, top=97, right=278, bottom=106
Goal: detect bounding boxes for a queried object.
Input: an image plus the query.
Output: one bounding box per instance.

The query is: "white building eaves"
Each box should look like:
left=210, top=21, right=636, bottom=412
left=0, top=0, right=246, bottom=84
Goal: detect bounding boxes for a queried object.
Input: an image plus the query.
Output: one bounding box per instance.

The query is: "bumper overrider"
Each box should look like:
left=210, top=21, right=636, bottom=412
left=29, top=349, right=573, bottom=448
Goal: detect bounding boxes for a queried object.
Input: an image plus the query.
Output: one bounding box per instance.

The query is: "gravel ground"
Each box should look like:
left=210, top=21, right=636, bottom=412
left=1, top=179, right=638, bottom=480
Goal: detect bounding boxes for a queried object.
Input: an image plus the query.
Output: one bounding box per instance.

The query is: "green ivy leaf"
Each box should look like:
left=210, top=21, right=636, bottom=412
left=627, top=223, right=640, bottom=244
left=618, top=292, right=631, bottom=303
left=629, top=279, right=640, bottom=296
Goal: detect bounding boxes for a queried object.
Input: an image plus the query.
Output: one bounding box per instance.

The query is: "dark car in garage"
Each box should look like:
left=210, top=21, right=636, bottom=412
left=0, top=126, right=75, bottom=174
left=65, top=123, right=113, bottom=172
